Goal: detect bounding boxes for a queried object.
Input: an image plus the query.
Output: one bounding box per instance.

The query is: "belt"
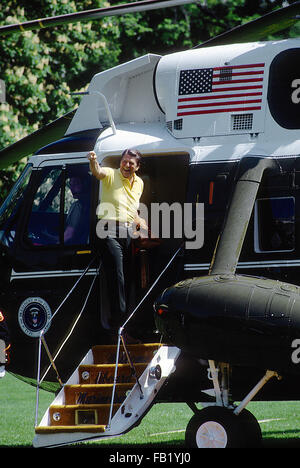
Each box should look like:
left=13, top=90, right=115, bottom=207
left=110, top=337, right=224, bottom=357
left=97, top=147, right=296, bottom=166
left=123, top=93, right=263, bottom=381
left=115, top=221, right=132, bottom=228
left=101, top=220, right=132, bottom=228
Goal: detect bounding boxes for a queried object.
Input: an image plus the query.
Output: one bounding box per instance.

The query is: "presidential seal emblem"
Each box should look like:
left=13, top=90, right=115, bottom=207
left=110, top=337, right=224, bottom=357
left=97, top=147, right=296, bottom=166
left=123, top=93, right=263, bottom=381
left=18, top=297, right=52, bottom=337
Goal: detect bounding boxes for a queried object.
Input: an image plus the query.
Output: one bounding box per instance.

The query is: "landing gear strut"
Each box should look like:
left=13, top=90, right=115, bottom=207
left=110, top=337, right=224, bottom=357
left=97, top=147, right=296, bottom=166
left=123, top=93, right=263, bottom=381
left=185, top=361, right=280, bottom=448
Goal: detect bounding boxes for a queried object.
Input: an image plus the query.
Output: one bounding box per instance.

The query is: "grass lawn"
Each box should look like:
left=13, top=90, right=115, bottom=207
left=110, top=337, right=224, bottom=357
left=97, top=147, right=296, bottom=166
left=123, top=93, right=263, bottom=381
left=1, top=372, right=300, bottom=448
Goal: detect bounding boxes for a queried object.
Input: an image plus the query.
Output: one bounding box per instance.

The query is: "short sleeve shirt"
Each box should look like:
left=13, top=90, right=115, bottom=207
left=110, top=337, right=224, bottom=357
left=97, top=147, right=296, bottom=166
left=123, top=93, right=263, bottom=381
left=97, top=168, right=144, bottom=223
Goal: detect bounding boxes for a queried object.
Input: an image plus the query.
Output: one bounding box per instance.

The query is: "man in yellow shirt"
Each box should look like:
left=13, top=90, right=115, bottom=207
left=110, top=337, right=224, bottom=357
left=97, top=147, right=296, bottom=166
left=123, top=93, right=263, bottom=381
left=88, top=149, right=146, bottom=343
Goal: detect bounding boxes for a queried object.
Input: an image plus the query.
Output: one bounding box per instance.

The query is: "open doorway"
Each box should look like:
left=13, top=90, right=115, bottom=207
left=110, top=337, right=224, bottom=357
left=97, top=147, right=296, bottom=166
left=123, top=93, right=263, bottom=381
left=98, top=152, right=190, bottom=341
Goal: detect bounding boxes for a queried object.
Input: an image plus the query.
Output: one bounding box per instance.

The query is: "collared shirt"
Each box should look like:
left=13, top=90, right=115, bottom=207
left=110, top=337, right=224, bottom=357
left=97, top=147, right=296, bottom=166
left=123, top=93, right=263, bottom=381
left=97, top=168, right=144, bottom=223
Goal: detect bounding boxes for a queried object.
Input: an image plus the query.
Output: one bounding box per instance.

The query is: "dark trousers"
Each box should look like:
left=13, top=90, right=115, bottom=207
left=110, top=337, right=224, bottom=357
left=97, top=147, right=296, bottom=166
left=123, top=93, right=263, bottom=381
left=97, top=229, right=132, bottom=331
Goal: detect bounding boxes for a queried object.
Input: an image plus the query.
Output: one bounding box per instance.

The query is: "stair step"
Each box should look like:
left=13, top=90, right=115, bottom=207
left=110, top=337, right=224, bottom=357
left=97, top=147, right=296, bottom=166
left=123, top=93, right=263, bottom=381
left=48, top=403, right=121, bottom=426
left=92, top=343, right=162, bottom=365
left=64, top=383, right=134, bottom=405
left=35, top=343, right=166, bottom=442
left=78, top=363, right=147, bottom=384
left=35, top=424, right=106, bottom=434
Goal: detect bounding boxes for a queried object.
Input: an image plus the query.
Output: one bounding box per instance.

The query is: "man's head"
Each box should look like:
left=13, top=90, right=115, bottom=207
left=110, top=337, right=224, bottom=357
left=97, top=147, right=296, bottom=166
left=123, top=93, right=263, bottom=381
left=120, top=149, right=142, bottom=179
left=69, top=176, right=86, bottom=199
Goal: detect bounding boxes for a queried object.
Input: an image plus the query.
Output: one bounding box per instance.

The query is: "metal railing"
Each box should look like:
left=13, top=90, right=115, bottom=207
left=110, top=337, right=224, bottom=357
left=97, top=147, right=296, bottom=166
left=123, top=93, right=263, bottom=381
left=106, top=243, right=183, bottom=429
left=35, top=257, right=99, bottom=426
left=34, top=242, right=183, bottom=431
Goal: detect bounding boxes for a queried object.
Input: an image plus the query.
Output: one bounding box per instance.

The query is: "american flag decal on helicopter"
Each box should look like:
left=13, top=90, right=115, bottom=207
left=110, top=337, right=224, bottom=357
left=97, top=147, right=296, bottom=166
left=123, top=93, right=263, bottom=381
left=177, top=63, right=265, bottom=116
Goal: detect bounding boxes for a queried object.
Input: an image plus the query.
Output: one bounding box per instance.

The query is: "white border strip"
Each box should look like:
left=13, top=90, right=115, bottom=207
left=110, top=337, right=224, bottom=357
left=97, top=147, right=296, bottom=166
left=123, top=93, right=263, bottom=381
left=184, top=259, right=300, bottom=271
left=11, top=268, right=98, bottom=281
left=11, top=259, right=300, bottom=280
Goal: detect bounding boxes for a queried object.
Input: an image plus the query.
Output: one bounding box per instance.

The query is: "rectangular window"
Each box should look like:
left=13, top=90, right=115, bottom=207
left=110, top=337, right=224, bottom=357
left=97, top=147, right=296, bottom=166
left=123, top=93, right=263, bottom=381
left=27, top=167, right=62, bottom=246
left=63, top=167, right=91, bottom=245
left=254, top=197, right=295, bottom=253
left=0, top=163, right=33, bottom=247
left=26, top=164, right=91, bottom=247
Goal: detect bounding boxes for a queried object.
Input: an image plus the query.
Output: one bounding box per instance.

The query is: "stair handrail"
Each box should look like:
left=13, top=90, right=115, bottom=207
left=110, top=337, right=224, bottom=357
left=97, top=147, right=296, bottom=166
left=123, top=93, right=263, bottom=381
left=123, top=242, right=184, bottom=330
left=35, top=257, right=100, bottom=427
left=107, top=242, right=184, bottom=430
left=48, top=256, right=98, bottom=325
left=120, top=333, right=144, bottom=397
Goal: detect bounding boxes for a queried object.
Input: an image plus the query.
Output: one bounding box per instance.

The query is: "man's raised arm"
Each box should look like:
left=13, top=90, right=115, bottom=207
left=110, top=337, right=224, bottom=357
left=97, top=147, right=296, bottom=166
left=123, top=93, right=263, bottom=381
left=87, top=151, right=107, bottom=180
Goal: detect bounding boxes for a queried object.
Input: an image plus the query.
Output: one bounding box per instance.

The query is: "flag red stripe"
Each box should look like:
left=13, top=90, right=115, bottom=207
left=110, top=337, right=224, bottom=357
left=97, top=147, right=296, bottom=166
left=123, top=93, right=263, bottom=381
left=210, top=85, right=263, bottom=92
left=213, top=63, right=265, bottom=70
left=178, top=99, right=262, bottom=109
left=178, top=92, right=262, bottom=102
left=213, top=78, right=263, bottom=85
left=213, top=70, right=264, bottom=78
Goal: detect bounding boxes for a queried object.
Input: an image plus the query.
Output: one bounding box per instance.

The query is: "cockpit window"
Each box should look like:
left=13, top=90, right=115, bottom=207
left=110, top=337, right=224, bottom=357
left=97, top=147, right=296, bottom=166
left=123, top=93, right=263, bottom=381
left=26, top=164, right=91, bottom=247
left=0, top=164, right=33, bottom=247
left=63, top=169, right=91, bottom=245
left=32, top=168, right=62, bottom=214
left=254, top=197, right=295, bottom=253
left=27, top=167, right=62, bottom=245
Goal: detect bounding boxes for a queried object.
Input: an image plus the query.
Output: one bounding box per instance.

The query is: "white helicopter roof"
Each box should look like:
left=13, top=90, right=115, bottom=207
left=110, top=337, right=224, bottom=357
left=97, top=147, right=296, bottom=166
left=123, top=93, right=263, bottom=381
left=63, top=39, right=300, bottom=163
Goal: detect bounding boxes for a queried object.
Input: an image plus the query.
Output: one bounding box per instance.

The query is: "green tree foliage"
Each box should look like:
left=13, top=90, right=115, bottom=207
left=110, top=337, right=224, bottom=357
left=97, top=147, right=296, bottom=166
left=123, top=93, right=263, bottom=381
left=0, top=0, right=296, bottom=199
left=0, top=0, right=122, bottom=196
left=115, top=0, right=295, bottom=62
left=0, top=1, right=121, bottom=144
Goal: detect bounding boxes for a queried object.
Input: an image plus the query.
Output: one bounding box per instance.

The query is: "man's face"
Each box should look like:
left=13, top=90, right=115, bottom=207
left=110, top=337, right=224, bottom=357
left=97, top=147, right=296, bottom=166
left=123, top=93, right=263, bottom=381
left=69, top=177, right=83, bottom=198
left=120, top=154, right=139, bottom=179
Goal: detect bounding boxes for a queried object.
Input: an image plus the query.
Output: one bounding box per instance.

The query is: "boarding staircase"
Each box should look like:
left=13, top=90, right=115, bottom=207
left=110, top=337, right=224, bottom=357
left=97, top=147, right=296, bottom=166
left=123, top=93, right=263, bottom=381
left=33, top=342, right=181, bottom=448
left=33, top=246, right=184, bottom=448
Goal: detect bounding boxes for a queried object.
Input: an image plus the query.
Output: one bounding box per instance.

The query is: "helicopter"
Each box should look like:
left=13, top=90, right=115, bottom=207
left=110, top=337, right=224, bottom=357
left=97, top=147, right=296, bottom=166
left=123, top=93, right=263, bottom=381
left=1, top=0, right=300, bottom=449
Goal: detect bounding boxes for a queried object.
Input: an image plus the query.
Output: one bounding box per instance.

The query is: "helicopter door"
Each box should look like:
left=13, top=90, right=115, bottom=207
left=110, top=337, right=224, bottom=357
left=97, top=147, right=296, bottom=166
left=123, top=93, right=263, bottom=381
left=13, top=161, right=96, bottom=272
left=101, top=151, right=190, bottom=284
left=0, top=163, right=33, bottom=249
left=26, top=164, right=92, bottom=248
left=98, top=152, right=190, bottom=335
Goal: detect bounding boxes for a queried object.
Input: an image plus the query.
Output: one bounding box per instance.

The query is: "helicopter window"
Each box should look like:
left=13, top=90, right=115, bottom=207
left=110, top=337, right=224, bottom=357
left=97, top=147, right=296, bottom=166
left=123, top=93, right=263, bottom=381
left=27, top=167, right=62, bottom=245
left=63, top=167, right=91, bottom=245
left=33, top=168, right=62, bottom=213
left=254, top=197, right=295, bottom=253
left=26, top=164, right=91, bottom=247
left=0, top=163, right=33, bottom=247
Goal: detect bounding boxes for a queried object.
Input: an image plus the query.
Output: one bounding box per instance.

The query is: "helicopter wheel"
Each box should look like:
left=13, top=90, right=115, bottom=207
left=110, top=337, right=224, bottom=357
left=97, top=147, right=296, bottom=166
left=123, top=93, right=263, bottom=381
left=185, top=406, right=261, bottom=448
left=237, top=408, right=262, bottom=448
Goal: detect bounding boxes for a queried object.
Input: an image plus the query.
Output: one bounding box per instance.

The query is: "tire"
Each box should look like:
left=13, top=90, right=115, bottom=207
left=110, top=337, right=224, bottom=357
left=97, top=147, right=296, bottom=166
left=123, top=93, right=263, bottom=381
left=185, top=406, right=246, bottom=448
left=238, top=408, right=262, bottom=448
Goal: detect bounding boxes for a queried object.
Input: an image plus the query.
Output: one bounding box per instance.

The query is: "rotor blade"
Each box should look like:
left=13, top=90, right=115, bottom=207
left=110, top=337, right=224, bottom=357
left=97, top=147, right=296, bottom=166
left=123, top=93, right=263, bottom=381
left=196, top=1, right=300, bottom=48
left=0, top=0, right=196, bottom=36
left=0, top=110, right=75, bottom=169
